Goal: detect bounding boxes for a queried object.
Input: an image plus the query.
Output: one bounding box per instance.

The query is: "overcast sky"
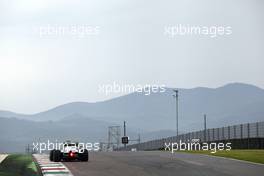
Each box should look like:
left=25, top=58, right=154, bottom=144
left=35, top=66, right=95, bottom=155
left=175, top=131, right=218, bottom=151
left=0, top=0, right=263, bottom=114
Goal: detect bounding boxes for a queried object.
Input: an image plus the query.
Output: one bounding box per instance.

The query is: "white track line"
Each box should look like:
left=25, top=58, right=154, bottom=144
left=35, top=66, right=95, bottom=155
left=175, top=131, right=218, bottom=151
left=201, top=154, right=264, bottom=166
left=0, top=154, right=8, bottom=164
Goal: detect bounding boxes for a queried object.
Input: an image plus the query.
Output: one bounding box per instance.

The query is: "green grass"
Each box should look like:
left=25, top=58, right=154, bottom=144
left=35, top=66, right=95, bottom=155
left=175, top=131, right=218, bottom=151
left=0, top=154, right=38, bottom=176
left=179, top=150, right=264, bottom=164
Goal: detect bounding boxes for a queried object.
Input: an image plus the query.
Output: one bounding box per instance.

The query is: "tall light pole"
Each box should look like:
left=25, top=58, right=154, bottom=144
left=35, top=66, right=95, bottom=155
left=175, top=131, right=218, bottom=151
left=173, top=89, right=179, bottom=136
left=123, top=121, right=126, bottom=148
left=204, top=114, right=207, bottom=141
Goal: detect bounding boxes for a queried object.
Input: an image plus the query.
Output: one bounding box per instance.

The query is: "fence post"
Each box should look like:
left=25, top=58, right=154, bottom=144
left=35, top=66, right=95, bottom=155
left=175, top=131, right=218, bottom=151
left=234, top=125, right=236, bottom=139
left=217, top=128, right=220, bottom=141
left=256, top=122, right=260, bottom=149
left=207, top=129, right=210, bottom=142
left=212, top=128, right=215, bottom=141
left=247, top=123, right=250, bottom=149
left=240, top=124, right=243, bottom=138
left=256, top=122, right=259, bottom=138
left=247, top=123, right=250, bottom=138
left=228, top=126, right=230, bottom=140
left=222, top=127, right=225, bottom=140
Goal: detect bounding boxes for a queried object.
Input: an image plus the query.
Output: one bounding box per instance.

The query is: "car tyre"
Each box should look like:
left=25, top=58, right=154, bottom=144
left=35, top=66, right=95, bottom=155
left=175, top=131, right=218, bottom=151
left=49, top=149, right=55, bottom=161
left=53, top=150, right=61, bottom=162
left=80, top=149, right=89, bottom=162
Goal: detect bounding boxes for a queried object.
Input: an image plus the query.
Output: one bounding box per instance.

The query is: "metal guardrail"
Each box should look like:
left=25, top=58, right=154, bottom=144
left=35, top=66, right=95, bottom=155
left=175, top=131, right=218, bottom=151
left=123, top=121, right=264, bottom=151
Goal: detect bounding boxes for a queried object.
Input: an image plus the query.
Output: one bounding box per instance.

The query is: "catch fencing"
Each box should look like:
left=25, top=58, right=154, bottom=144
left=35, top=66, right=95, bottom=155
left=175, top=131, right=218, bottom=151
left=122, top=121, right=264, bottom=151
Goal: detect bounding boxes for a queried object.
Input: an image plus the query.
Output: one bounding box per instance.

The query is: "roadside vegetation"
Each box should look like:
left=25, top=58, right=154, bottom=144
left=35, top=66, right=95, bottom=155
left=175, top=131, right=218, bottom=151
left=0, top=154, right=38, bottom=176
left=179, top=150, right=264, bottom=164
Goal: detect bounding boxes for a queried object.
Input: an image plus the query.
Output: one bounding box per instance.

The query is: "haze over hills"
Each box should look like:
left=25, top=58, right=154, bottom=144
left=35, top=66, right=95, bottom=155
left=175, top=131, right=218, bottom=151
left=1, top=82, right=264, bottom=152
left=1, top=83, right=264, bottom=131
left=0, top=115, right=175, bottom=152
left=0, top=116, right=109, bottom=152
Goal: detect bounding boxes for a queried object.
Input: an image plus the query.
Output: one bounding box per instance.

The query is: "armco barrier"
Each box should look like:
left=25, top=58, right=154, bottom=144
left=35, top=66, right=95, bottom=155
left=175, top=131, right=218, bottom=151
left=121, top=121, right=264, bottom=151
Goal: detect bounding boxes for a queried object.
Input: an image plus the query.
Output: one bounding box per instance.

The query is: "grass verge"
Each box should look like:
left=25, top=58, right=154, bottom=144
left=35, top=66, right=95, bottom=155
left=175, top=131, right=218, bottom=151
left=179, top=150, right=264, bottom=164
left=0, top=154, right=38, bottom=176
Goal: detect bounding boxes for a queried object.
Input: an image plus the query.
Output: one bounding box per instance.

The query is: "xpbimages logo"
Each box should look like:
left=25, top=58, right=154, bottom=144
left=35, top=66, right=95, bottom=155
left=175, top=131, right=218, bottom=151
left=164, top=24, right=232, bottom=38
left=164, top=139, right=232, bottom=153
left=32, top=140, right=100, bottom=153
left=98, top=82, right=166, bottom=95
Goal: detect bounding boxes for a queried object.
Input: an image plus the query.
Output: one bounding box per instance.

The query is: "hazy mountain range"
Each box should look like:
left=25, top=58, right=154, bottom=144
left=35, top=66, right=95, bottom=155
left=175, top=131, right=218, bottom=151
left=1, top=82, right=264, bottom=152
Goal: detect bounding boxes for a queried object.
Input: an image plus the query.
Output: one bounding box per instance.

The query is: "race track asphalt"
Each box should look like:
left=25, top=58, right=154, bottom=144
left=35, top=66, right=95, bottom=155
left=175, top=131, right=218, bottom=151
left=63, top=151, right=264, bottom=176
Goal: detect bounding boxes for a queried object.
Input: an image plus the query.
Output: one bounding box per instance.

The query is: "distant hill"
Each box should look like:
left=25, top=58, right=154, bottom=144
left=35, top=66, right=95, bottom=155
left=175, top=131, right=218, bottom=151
left=1, top=83, right=264, bottom=152
left=1, top=83, right=264, bottom=132
left=0, top=115, right=110, bottom=152
left=0, top=116, right=175, bottom=152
